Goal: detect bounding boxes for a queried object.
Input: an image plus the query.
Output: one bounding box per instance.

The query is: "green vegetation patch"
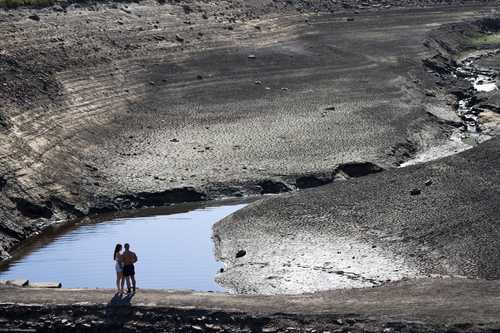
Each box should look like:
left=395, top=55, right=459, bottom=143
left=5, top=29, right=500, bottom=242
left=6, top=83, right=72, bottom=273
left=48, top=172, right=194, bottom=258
left=469, top=33, right=500, bottom=46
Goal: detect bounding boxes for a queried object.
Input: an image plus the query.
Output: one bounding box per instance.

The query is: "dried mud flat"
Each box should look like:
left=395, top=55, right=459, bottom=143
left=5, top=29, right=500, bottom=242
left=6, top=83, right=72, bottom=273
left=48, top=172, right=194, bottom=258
left=1, top=0, right=500, bottom=331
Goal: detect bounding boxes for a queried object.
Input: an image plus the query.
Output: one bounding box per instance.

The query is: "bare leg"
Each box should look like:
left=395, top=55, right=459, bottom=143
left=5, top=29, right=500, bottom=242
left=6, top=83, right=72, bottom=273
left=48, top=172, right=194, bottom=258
left=120, top=274, right=126, bottom=292
left=131, top=275, right=136, bottom=292
left=116, top=272, right=122, bottom=292
left=125, top=276, right=131, bottom=292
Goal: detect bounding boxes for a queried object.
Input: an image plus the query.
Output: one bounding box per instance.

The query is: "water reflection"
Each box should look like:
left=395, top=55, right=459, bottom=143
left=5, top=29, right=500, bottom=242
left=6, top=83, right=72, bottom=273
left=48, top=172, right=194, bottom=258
left=0, top=202, right=247, bottom=291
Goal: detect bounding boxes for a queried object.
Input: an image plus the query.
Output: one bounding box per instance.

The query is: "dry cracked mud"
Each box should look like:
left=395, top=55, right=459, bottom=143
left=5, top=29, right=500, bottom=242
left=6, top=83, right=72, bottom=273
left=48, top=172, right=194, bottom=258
left=1, top=0, right=500, bottom=331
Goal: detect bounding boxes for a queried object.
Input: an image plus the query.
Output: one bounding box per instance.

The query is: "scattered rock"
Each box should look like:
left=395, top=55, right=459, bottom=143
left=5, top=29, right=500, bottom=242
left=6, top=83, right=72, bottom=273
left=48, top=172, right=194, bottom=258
left=425, top=90, right=436, bottom=97
left=236, top=250, right=246, bottom=258
left=30, top=282, right=62, bottom=288
left=335, top=162, right=384, bottom=178
left=410, top=188, right=421, bottom=196
left=248, top=54, right=256, bottom=59
left=262, top=328, right=278, bottom=333
left=175, top=34, right=185, bottom=42
left=424, top=179, right=433, bottom=186
left=170, top=138, right=179, bottom=143
left=7, top=279, right=29, bottom=287
left=295, top=175, right=333, bottom=189
left=182, top=5, right=193, bottom=14
left=0, top=175, right=6, bottom=191
left=28, top=14, right=40, bottom=21
left=258, top=180, right=291, bottom=194
left=52, top=5, right=64, bottom=12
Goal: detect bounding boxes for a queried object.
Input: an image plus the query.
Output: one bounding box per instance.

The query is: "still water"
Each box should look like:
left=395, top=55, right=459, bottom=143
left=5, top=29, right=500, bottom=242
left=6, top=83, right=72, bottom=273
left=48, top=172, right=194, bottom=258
left=0, top=202, right=246, bottom=291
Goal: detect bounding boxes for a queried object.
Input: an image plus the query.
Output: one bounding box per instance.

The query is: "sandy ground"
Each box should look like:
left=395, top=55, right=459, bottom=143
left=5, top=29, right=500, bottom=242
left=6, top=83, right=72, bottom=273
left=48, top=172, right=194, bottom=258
left=1, top=278, right=500, bottom=331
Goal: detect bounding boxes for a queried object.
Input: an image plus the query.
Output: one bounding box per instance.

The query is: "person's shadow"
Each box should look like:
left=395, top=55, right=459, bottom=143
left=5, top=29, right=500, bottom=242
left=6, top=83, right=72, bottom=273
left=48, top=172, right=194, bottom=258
left=105, top=292, right=136, bottom=326
left=108, top=292, right=135, bottom=306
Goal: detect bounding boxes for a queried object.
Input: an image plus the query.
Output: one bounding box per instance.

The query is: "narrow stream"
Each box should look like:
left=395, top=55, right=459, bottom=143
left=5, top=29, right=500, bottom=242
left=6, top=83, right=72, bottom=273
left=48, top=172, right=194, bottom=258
left=0, top=201, right=247, bottom=291
left=400, top=49, right=499, bottom=167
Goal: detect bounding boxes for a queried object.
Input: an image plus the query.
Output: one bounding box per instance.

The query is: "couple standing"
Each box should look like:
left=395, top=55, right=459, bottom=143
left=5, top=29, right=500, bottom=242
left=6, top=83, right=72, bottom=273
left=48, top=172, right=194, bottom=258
left=113, top=243, right=138, bottom=293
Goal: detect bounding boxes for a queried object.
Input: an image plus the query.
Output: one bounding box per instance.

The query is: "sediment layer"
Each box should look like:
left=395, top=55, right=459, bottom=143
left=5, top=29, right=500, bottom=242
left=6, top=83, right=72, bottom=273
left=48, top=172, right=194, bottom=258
left=214, top=12, right=500, bottom=294
left=1, top=0, right=499, bottom=261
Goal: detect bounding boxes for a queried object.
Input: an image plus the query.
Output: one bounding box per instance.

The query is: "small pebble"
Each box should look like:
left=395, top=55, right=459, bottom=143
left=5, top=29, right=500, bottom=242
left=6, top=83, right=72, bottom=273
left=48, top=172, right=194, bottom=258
left=410, top=188, right=421, bottom=196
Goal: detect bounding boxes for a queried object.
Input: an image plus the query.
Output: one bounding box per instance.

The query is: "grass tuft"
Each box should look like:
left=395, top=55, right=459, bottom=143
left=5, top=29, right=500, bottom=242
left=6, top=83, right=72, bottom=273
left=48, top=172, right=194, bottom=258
left=469, top=33, right=500, bottom=46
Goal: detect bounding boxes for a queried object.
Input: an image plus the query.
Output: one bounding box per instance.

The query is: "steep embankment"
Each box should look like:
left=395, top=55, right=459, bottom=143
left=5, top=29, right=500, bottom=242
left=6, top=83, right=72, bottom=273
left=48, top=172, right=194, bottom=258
left=0, top=1, right=497, bottom=261
left=214, top=18, right=500, bottom=294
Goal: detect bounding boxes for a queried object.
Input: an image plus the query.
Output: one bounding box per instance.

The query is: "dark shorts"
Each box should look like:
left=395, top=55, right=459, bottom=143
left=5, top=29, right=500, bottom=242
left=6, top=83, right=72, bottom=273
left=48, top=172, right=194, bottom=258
left=123, top=264, right=135, bottom=277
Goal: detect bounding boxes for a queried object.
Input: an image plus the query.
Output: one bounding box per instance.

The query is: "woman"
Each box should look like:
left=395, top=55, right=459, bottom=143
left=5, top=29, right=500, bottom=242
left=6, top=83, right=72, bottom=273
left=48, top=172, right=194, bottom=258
left=113, top=244, right=124, bottom=293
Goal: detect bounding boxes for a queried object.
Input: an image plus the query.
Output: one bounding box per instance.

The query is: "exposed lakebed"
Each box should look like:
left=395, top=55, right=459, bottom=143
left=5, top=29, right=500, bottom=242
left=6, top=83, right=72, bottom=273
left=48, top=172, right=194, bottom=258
left=0, top=201, right=247, bottom=291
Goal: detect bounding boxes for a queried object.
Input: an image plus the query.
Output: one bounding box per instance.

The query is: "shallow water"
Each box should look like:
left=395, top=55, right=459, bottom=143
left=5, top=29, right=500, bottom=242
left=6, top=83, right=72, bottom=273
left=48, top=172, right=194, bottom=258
left=473, top=74, right=498, bottom=92
left=0, top=202, right=246, bottom=291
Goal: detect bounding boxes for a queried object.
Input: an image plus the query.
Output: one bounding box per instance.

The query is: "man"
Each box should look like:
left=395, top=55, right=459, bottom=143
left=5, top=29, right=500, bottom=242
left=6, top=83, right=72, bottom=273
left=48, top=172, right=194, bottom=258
left=122, top=243, right=138, bottom=293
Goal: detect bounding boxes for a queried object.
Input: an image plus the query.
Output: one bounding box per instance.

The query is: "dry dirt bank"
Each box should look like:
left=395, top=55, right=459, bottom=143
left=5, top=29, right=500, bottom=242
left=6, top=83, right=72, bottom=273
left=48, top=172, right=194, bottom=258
left=1, top=278, right=500, bottom=332
left=0, top=0, right=498, bottom=260
left=213, top=16, right=500, bottom=294
left=215, top=135, right=500, bottom=294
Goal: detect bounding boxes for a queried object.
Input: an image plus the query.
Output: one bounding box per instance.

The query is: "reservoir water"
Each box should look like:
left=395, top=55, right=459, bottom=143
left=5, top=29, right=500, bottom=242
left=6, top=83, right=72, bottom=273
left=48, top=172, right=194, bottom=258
left=0, top=202, right=247, bottom=291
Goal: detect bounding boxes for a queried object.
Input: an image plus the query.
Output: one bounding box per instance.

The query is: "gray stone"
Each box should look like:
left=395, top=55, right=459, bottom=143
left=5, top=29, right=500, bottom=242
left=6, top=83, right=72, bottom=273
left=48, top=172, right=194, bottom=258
left=7, top=279, right=29, bottom=287
left=29, top=282, right=62, bottom=288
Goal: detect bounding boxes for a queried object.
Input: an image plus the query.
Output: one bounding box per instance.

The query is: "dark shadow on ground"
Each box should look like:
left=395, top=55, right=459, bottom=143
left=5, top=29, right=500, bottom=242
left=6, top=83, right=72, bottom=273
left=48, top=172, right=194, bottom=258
left=105, top=292, right=136, bottom=329
left=108, top=292, right=135, bottom=306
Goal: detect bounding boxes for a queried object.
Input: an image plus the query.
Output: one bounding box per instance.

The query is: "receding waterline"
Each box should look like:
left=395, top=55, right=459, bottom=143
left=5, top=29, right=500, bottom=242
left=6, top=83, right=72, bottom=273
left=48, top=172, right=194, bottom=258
left=0, top=202, right=247, bottom=291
